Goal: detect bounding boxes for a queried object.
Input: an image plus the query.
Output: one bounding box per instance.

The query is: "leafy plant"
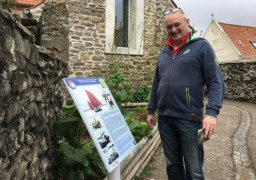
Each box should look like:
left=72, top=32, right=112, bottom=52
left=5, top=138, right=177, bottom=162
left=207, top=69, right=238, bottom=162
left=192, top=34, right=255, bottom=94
left=53, top=100, right=153, bottom=180
left=133, top=85, right=151, bottom=102
left=134, top=164, right=157, bottom=180
left=135, top=106, right=146, bottom=113
left=53, top=103, right=107, bottom=180
left=125, top=117, right=153, bottom=143
left=106, top=65, right=134, bottom=108
left=0, top=0, right=16, bottom=12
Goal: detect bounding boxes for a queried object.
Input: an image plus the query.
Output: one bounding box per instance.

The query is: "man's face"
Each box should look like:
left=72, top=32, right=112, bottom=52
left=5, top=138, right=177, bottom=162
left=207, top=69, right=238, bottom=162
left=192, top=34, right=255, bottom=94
left=165, top=11, right=189, bottom=43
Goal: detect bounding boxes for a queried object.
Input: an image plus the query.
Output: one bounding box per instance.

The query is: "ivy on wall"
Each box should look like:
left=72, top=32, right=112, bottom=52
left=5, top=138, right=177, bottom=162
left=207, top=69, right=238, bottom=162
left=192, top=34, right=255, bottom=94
left=0, top=0, right=16, bottom=12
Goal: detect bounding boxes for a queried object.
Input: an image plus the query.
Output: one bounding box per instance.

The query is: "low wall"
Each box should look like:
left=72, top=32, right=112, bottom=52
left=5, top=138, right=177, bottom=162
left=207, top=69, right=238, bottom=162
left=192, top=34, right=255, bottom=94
left=220, top=59, right=256, bottom=103
left=0, top=9, right=68, bottom=179
left=104, top=127, right=161, bottom=180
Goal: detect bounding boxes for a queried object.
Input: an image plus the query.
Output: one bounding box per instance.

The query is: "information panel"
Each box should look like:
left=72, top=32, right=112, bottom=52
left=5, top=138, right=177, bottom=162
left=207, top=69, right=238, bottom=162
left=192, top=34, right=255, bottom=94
left=63, top=77, right=137, bottom=173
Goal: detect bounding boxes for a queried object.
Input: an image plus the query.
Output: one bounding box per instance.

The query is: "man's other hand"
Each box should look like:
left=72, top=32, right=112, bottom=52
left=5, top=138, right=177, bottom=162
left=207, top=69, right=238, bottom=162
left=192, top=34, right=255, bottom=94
left=146, top=116, right=156, bottom=130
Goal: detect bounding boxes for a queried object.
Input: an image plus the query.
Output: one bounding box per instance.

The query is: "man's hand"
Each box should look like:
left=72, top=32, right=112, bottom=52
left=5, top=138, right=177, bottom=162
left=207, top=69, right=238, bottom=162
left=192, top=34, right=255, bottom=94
left=146, top=116, right=156, bottom=130
left=202, top=116, right=217, bottom=138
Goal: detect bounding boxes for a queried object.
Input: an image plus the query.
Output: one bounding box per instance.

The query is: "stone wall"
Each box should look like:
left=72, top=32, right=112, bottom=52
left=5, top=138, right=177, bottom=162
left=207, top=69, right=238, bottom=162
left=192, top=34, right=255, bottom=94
left=220, top=59, right=256, bottom=103
left=12, top=0, right=176, bottom=87
left=103, top=0, right=175, bottom=89
left=12, top=0, right=178, bottom=88
left=0, top=8, right=68, bottom=180
left=66, top=0, right=176, bottom=88
left=40, top=2, right=69, bottom=62
left=66, top=0, right=107, bottom=77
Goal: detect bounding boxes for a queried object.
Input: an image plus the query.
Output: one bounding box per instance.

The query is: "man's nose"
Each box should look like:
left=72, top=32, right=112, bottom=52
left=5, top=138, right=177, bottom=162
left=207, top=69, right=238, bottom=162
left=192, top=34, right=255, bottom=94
left=171, top=26, right=177, bottom=32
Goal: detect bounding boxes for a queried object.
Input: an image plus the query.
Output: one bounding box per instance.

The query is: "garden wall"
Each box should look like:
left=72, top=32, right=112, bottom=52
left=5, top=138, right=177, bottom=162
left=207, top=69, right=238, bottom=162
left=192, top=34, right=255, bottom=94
left=0, top=7, right=68, bottom=179
left=12, top=0, right=181, bottom=88
left=66, top=0, right=177, bottom=88
left=220, top=59, right=256, bottom=103
left=40, top=2, right=69, bottom=62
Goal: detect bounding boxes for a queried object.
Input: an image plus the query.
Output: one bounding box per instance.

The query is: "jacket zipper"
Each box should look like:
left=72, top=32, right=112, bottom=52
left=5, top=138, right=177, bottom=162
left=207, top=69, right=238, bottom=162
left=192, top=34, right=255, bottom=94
left=167, top=54, right=175, bottom=114
left=166, top=42, right=192, bottom=114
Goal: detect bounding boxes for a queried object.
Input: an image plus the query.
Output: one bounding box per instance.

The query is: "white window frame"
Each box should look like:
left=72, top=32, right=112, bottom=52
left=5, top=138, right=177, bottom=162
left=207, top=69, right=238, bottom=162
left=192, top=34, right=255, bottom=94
left=105, top=0, right=144, bottom=55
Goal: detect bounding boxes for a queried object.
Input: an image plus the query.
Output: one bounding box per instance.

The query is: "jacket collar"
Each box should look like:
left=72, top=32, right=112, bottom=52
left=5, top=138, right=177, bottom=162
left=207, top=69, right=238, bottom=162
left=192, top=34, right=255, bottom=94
left=166, top=32, right=191, bottom=48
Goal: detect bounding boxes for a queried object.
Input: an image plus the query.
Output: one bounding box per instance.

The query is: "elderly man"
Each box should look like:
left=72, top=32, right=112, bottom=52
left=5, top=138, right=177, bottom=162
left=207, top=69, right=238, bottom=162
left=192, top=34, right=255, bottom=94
left=146, top=8, right=225, bottom=180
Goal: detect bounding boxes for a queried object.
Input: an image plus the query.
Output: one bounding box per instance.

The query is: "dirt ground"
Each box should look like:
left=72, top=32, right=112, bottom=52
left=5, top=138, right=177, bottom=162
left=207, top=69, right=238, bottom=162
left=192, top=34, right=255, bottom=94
left=136, top=99, right=256, bottom=180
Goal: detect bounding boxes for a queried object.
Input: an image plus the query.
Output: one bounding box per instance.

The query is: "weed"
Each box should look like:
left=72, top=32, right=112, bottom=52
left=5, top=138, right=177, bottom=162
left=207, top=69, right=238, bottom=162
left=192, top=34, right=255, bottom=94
left=53, top=103, right=107, bottom=180
left=53, top=101, right=153, bottom=179
left=0, top=0, right=16, bottom=12
left=134, top=164, right=157, bottom=180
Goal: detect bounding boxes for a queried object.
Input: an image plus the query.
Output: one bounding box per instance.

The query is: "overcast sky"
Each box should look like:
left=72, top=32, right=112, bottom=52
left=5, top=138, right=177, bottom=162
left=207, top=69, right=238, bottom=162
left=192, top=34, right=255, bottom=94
left=175, top=0, right=256, bottom=37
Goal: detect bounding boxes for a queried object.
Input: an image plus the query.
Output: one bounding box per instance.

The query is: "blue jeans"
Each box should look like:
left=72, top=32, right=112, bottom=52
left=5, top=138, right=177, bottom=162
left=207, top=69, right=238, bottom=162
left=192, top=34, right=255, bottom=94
left=158, top=116, right=205, bottom=180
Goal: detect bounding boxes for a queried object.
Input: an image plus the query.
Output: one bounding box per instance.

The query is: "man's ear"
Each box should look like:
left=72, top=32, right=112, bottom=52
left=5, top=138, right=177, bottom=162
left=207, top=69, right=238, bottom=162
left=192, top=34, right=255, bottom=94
left=186, top=18, right=190, bottom=25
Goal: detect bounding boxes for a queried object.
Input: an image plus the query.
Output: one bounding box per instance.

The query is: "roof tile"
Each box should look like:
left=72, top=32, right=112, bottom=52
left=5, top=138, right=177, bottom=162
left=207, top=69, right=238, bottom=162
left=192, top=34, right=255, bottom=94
left=219, top=22, right=256, bottom=58
left=16, top=0, right=43, bottom=8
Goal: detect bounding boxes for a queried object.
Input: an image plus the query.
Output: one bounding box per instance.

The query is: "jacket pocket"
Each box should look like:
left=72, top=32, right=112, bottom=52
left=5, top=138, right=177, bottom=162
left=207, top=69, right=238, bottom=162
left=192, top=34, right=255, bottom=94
left=157, top=83, right=168, bottom=109
left=186, top=87, right=190, bottom=107
left=169, top=85, right=191, bottom=110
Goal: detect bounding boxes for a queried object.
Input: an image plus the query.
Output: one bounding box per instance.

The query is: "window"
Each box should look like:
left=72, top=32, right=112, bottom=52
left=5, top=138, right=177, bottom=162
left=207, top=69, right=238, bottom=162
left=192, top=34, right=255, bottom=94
left=23, top=9, right=32, bottom=18
left=250, top=41, right=256, bottom=49
left=115, top=0, right=129, bottom=47
left=105, top=0, right=144, bottom=55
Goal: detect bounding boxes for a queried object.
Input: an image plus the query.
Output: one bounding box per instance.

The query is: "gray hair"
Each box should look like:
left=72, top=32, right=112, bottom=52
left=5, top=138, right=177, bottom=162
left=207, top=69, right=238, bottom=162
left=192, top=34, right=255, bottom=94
left=181, top=12, right=188, bottom=20
left=164, top=8, right=188, bottom=20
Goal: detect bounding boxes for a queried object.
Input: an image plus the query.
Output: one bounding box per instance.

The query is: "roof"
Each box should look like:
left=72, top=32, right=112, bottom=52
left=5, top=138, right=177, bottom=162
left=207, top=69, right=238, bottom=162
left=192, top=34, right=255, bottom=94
left=171, top=0, right=178, bottom=7
left=16, top=0, right=43, bottom=9
left=219, top=22, right=256, bottom=58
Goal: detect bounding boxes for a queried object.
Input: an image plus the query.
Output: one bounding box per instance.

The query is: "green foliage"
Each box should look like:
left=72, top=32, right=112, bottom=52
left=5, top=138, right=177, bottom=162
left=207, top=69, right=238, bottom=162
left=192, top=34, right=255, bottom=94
left=53, top=100, right=153, bottom=179
left=54, top=73, right=153, bottom=179
left=121, top=109, right=132, bottom=119
left=106, top=65, right=135, bottom=108
left=125, top=117, right=153, bottom=143
left=0, top=0, right=16, bottom=12
left=133, top=85, right=151, bottom=102
left=135, top=106, right=146, bottom=113
left=134, top=146, right=162, bottom=180
left=134, top=165, right=157, bottom=180
left=53, top=103, right=107, bottom=180
left=56, top=142, right=107, bottom=180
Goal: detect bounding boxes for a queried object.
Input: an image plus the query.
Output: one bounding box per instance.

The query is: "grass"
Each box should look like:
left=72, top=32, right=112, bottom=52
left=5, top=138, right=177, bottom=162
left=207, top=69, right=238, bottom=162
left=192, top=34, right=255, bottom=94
left=133, top=165, right=157, bottom=180
left=155, top=144, right=164, bottom=155
left=133, top=144, right=164, bottom=180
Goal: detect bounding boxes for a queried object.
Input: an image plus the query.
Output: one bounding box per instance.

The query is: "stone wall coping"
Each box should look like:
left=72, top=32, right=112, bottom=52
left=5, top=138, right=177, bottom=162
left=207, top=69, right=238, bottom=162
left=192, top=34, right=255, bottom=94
left=36, top=45, right=68, bottom=64
left=15, top=21, right=36, bottom=43
left=220, top=58, right=256, bottom=64
left=0, top=8, right=15, bottom=23
left=0, top=9, right=36, bottom=43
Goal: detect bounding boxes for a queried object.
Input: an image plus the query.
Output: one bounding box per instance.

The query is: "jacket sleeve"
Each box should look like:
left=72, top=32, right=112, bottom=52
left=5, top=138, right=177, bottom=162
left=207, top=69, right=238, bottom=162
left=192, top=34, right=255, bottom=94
left=200, top=40, right=225, bottom=118
left=147, top=64, right=159, bottom=115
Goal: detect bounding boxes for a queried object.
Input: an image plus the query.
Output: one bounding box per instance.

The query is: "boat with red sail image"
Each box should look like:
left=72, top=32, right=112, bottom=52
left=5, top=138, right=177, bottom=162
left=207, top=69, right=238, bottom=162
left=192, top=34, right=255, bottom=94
left=85, top=89, right=102, bottom=112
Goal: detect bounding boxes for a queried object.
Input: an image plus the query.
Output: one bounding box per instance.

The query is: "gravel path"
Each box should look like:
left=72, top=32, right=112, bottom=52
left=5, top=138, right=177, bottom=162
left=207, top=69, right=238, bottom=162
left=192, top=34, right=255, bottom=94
left=137, top=99, right=256, bottom=180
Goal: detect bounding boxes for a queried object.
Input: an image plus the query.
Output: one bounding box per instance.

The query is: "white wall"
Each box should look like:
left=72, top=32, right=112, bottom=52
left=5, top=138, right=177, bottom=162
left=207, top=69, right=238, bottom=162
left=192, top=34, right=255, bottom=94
left=204, top=20, right=241, bottom=62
